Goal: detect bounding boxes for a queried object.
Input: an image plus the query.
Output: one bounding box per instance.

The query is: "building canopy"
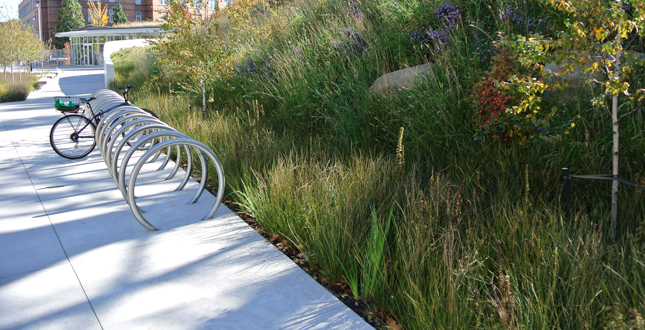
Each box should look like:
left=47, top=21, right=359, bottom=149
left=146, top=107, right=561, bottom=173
left=55, top=25, right=164, bottom=66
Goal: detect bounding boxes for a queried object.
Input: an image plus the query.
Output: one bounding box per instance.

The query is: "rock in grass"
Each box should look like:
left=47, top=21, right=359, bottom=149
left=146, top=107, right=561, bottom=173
left=544, top=52, right=644, bottom=83
left=369, top=64, right=432, bottom=95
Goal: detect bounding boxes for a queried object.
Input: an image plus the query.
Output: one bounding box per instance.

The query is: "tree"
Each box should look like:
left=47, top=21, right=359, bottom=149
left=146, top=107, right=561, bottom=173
left=153, top=0, right=232, bottom=113
left=0, top=22, right=12, bottom=78
left=507, top=0, right=645, bottom=237
left=53, top=0, right=85, bottom=48
left=87, top=1, right=108, bottom=26
left=550, top=0, right=644, bottom=237
left=112, top=3, right=128, bottom=24
left=0, top=20, right=46, bottom=83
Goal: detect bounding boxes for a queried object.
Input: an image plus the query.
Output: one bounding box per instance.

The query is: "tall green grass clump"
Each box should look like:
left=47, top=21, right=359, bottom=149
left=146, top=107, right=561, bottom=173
left=111, top=46, right=162, bottom=91
left=114, top=0, right=645, bottom=328
left=0, top=74, right=39, bottom=102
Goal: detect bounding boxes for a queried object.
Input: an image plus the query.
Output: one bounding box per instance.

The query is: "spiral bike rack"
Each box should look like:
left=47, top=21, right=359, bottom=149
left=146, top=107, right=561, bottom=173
left=89, top=89, right=225, bottom=231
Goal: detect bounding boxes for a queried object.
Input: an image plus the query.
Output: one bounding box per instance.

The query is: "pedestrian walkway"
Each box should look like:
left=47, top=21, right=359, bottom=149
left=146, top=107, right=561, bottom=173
left=0, top=66, right=372, bottom=330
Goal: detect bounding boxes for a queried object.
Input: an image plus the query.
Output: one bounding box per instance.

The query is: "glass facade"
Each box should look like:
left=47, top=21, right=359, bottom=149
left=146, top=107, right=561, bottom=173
left=69, top=34, right=131, bottom=66
left=59, top=27, right=162, bottom=66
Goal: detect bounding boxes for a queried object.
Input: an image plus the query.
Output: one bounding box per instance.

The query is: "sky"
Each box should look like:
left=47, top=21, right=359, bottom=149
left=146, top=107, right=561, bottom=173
left=0, top=0, right=20, bottom=21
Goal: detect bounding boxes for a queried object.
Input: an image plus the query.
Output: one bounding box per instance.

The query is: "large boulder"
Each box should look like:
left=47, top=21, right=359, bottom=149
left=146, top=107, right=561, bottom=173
left=544, top=52, right=644, bottom=83
left=543, top=56, right=599, bottom=82
left=369, top=64, right=432, bottom=95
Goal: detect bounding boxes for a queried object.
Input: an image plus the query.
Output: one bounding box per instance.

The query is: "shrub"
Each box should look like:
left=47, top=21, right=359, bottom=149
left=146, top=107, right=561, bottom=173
left=471, top=46, right=548, bottom=142
left=0, top=76, right=37, bottom=103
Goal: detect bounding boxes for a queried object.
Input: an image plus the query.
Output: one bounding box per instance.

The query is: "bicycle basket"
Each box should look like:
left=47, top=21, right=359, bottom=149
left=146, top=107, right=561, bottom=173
left=54, top=96, right=84, bottom=111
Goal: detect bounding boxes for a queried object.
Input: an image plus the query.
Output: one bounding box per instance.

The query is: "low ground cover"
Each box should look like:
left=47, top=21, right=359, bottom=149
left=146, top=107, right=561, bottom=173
left=113, top=0, right=645, bottom=328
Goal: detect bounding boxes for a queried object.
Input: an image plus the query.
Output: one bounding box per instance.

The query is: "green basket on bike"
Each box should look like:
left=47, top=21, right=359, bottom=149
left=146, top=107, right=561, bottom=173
left=54, top=96, right=86, bottom=111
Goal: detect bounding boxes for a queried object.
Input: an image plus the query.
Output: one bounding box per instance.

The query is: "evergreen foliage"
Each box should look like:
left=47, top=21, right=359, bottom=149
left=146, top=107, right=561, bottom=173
left=112, top=3, right=128, bottom=24
left=53, top=0, right=85, bottom=48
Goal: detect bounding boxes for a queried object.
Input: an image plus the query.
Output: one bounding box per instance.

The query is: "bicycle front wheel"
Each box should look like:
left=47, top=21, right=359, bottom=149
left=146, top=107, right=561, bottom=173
left=50, top=114, right=96, bottom=159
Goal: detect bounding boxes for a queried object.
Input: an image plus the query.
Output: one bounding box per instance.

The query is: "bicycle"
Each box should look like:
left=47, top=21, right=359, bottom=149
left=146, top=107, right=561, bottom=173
left=49, top=85, right=158, bottom=159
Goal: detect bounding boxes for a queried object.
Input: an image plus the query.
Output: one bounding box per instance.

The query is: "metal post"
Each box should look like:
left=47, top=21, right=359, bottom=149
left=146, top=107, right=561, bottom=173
left=562, top=168, right=570, bottom=212
left=37, top=1, right=42, bottom=41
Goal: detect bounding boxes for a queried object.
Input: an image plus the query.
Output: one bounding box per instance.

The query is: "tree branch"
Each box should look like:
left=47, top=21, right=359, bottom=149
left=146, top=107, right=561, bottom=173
left=604, top=103, right=612, bottom=117
left=616, top=100, right=645, bottom=123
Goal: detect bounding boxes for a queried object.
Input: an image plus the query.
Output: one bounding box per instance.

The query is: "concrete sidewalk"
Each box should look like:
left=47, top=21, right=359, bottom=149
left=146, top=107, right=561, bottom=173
left=0, top=67, right=372, bottom=330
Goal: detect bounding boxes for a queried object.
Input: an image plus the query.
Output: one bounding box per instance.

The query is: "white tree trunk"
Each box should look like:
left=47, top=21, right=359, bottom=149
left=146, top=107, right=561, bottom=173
left=201, top=77, right=206, bottom=114
left=611, top=25, right=622, bottom=238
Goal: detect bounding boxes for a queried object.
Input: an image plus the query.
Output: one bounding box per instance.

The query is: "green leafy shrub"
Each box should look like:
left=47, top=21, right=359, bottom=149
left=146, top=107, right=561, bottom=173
left=471, top=45, right=548, bottom=142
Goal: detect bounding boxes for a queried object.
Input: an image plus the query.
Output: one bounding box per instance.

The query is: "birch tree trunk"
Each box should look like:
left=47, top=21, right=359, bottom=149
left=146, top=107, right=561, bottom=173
left=201, top=77, right=206, bottom=114
left=611, top=25, right=622, bottom=239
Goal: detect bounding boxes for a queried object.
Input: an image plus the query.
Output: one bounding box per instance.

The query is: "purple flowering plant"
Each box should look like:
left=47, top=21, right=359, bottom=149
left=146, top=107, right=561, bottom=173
left=498, top=2, right=546, bottom=35
left=347, top=0, right=362, bottom=18
left=331, top=28, right=368, bottom=57
left=344, top=28, right=367, bottom=52
left=410, top=2, right=461, bottom=52
left=235, top=56, right=275, bottom=79
left=434, top=2, right=461, bottom=31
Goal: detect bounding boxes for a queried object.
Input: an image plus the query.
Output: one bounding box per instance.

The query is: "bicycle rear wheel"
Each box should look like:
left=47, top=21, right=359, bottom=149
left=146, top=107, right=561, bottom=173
left=50, top=114, right=96, bottom=159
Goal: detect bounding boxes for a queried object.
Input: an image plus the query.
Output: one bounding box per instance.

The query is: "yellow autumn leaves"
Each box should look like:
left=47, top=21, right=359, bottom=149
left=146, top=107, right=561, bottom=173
left=87, top=1, right=108, bottom=26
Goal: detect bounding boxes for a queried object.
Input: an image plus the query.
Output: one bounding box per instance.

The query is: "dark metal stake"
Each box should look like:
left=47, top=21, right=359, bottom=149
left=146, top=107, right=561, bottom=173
left=562, top=168, right=570, bottom=213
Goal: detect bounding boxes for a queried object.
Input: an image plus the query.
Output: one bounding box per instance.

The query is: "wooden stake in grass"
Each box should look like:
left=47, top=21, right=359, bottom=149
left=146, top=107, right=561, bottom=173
left=524, top=164, right=531, bottom=209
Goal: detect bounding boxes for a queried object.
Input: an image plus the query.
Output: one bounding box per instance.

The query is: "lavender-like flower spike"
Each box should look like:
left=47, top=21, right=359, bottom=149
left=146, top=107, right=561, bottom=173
left=343, top=27, right=367, bottom=53
left=331, top=40, right=346, bottom=54
left=262, top=61, right=274, bottom=78
left=347, top=0, right=362, bottom=18
left=428, top=29, right=449, bottom=46
left=434, top=2, right=461, bottom=31
left=499, top=5, right=524, bottom=26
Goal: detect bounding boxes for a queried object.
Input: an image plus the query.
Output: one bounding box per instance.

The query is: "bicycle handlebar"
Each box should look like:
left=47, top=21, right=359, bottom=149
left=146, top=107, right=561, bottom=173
left=115, top=84, right=134, bottom=101
left=116, top=84, right=133, bottom=91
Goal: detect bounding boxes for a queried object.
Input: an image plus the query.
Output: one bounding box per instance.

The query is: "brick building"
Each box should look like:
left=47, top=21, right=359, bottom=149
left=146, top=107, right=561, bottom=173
left=18, top=0, right=230, bottom=44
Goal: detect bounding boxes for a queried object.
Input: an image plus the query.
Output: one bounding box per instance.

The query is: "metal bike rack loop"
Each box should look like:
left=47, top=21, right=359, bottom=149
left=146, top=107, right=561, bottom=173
left=89, top=89, right=225, bottom=231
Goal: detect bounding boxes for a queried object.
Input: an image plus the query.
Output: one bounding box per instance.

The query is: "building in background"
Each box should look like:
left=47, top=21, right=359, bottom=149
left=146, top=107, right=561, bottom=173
left=55, top=25, right=163, bottom=66
left=18, top=0, right=38, bottom=32
left=19, top=0, right=231, bottom=45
